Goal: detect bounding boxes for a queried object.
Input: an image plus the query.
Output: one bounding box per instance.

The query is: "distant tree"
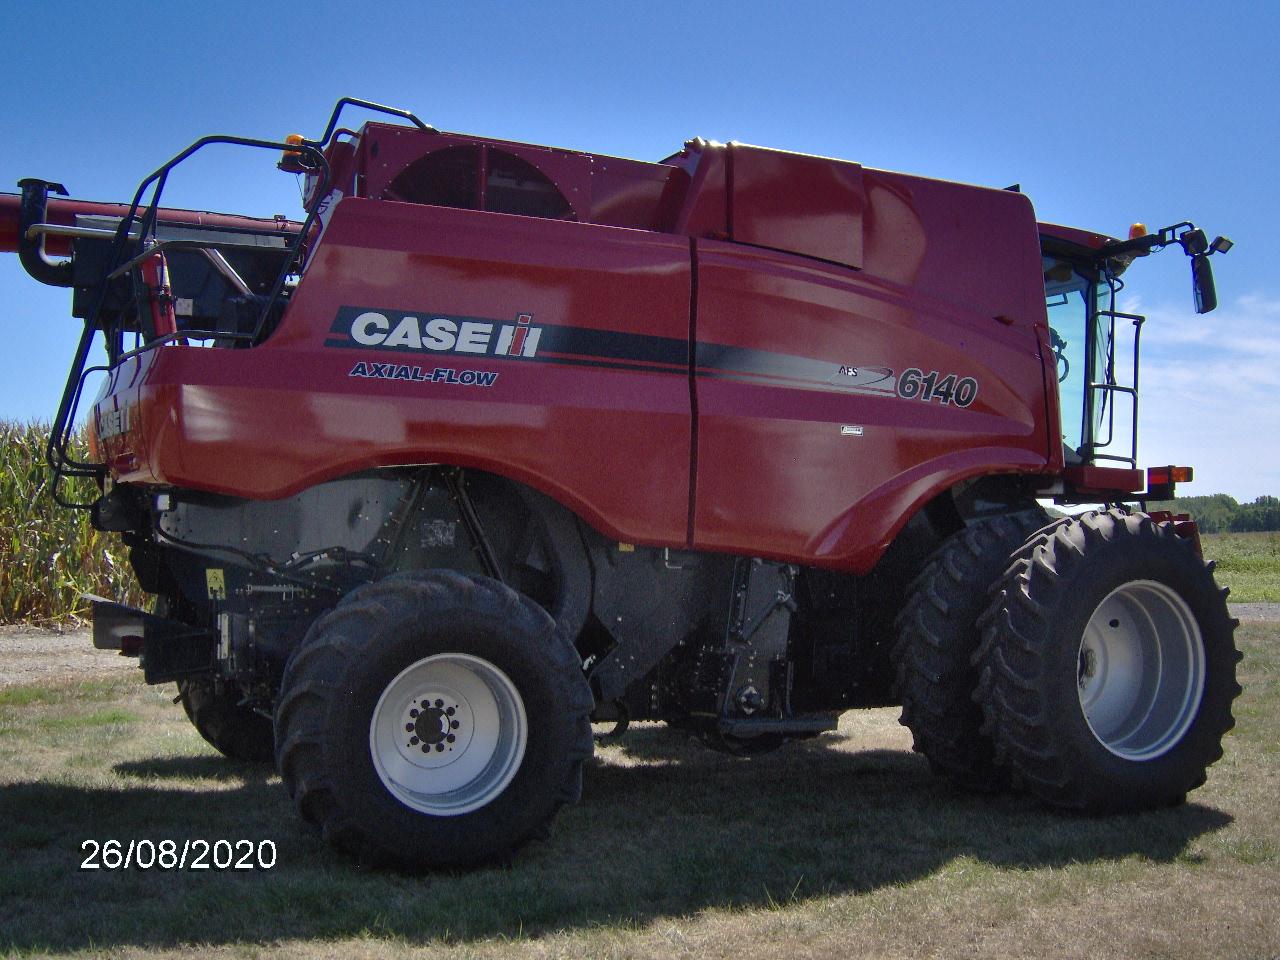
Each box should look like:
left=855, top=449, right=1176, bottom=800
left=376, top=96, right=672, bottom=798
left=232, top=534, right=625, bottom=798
left=1143, top=493, right=1280, bottom=532
left=1146, top=493, right=1241, bottom=533
left=1231, top=495, right=1280, bottom=532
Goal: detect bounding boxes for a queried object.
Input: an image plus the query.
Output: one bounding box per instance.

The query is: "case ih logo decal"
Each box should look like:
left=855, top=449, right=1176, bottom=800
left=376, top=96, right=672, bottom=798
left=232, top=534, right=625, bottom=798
left=327, top=307, right=541, bottom=358
left=326, top=308, right=982, bottom=408
left=96, top=401, right=134, bottom=440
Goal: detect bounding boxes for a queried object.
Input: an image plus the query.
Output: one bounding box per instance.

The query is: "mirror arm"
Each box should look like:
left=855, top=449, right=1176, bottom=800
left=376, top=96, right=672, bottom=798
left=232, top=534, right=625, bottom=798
left=1099, top=221, right=1231, bottom=317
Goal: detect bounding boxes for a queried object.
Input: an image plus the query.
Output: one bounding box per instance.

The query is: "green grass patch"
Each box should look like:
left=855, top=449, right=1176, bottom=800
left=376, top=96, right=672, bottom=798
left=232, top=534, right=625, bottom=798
left=0, top=677, right=131, bottom=709
left=31, top=707, right=138, bottom=731
left=1201, top=531, right=1280, bottom=602
left=0, top=678, right=144, bottom=743
left=0, top=624, right=1276, bottom=959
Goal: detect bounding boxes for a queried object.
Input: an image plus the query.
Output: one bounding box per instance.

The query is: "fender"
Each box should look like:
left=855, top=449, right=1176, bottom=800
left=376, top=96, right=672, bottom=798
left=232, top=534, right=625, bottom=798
left=807, top=448, right=1049, bottom=574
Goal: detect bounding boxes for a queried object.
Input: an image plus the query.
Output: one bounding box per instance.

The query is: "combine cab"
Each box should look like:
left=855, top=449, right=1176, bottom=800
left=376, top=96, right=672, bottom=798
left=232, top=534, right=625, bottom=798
left=1, top=98, right=1239, bottom=869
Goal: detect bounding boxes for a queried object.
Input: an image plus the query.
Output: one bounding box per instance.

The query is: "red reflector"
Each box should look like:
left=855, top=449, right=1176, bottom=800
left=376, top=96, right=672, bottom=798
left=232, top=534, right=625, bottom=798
left=1148, top=465, right=1193, bottom=485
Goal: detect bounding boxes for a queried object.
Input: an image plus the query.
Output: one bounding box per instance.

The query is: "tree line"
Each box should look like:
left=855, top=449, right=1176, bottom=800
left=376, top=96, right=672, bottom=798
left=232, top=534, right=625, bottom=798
left=1146, top=494, right=1280, bottom=533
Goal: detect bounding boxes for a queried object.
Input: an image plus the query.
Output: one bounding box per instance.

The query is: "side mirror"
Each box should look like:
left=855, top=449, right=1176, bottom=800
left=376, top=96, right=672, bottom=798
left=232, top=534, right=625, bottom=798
left=1192, top=253, right=1217, bottom=314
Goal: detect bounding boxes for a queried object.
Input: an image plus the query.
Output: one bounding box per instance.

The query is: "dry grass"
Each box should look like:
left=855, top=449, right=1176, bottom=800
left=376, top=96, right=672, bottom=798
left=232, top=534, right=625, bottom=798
left=0, top=421, right=144, bottom=624
left=0, top=622, right=1276, bottom=959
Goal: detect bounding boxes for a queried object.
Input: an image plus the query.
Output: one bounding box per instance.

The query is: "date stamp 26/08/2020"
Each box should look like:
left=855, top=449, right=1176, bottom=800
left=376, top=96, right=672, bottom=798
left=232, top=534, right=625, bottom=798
left=79, top=839, right=277, bottom=871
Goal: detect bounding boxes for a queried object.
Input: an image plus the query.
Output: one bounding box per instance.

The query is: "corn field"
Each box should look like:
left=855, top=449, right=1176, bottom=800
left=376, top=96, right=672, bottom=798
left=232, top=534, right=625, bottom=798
left=0, top=421, right=144, bottom=624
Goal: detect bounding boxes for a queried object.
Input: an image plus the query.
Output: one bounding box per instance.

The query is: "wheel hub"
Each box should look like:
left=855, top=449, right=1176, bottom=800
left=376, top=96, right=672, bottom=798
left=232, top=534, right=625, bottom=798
left=1076, top=580, right=1205, bottom=762
left=400, top=691, right=471, bottom=766
left=410, top=701, right=459, bottom=748
left=370, top=653, right=527, bottom=816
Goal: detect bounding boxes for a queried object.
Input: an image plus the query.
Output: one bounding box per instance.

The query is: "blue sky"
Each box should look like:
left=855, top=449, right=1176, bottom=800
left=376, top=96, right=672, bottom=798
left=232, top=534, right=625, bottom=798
left=2, top=2, right=1276, bottom=499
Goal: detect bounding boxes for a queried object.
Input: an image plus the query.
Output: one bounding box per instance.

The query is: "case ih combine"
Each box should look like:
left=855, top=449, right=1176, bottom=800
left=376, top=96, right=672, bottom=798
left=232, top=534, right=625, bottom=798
left=1, top=98, right=1239, bottom=869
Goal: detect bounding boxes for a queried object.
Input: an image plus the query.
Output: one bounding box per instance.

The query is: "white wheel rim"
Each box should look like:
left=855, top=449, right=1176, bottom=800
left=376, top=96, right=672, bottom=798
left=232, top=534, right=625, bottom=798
left=1077, top=580, right=1205, bottom=761
left=369, top=653, right=527, bottom=816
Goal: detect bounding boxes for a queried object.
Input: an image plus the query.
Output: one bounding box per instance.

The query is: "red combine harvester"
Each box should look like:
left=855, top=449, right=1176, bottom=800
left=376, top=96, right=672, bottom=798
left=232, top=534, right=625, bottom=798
left=1, top=98, right=1239, bottom=869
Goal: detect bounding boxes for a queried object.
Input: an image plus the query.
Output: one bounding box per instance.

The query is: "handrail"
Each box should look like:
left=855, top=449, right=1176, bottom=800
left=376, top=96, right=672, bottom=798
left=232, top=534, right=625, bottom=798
left=26, top=223, right=141, bottom=242
left=303, top=97, right=434, bottom=151
left=1081, top=305, right=1144, bottom=470
left=44, top=96, right=430, bottom=508
left=45, top=135, right=330, bottom=503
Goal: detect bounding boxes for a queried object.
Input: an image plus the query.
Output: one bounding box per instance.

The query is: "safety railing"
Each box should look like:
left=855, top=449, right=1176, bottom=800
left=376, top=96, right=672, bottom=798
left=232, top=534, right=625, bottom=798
left=41, top=98, right=434, bottom=508
left=1081, top=296, right=1145, bottom=470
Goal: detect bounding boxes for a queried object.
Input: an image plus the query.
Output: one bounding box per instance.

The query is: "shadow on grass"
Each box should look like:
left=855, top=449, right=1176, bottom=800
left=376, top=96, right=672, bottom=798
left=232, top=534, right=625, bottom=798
left=114, top=754, right=278, bottom=785
left=0, top=732, right=1233, bottom=952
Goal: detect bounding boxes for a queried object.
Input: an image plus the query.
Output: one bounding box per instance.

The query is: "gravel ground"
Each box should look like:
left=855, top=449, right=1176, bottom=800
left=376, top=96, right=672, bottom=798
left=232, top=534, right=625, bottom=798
left=1232, top=602, right=1280, bottom=622
left=2, top=603, right=1275, bottom=687
left=0, top=624, right=132, bottom=687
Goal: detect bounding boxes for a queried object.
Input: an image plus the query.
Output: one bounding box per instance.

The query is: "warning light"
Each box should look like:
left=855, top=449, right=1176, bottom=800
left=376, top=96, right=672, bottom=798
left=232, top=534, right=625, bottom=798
left=1129, top=223, right=1148, bottom=240
left=1147, top=465, right=1193, bottom=486
left=278, top=133, right=308, bottom=174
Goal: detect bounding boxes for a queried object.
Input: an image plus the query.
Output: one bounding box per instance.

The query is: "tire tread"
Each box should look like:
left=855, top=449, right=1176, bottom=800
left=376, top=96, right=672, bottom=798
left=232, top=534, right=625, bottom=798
left=274, top=570, right=594, bottom=869
left=892, top=508, right=1047, bottom=791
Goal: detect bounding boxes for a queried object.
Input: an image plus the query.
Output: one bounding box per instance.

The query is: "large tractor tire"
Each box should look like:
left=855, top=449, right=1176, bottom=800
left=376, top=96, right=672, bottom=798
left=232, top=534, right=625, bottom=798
left=974, top=509, right=1241, bottom=812
left=178, top=679, right=276, bottom=763
left=892, top=509, right=1047, bottom=791
left=274, top=570, right=594, bottom=870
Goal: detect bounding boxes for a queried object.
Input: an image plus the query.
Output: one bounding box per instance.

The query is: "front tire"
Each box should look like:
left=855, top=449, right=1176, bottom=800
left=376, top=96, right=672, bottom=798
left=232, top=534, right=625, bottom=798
left=274, top=570, right=594, bottom=870
left=892, top=509, right=1047, bottom=791
left=974, top=509, right=1241, bottom=812
left=178, top=679, right=275, bottom=763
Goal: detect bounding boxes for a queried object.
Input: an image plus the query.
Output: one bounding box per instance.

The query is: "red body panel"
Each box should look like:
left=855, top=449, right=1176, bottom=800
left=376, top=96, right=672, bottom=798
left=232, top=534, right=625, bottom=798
left=1063, top=465, right=1144, bottom=496
left=109, top=201, right=694, bottom=545
left=691, top=166, right=1051, bottom=569
left=728, top=144, right=864, bottom=268
left=87, top=128, right=1064, bottom=573
left=1039, top=221, right=1115, bottom=251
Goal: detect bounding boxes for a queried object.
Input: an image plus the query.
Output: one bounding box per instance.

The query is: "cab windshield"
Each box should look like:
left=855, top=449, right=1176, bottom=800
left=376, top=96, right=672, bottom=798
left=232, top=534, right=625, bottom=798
left=1043, top=256, right=1115, bottom=462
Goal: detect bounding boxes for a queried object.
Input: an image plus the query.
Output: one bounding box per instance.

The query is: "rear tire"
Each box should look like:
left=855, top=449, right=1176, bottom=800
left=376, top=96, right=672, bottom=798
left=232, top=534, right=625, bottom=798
left=178, top=679, right=275, bottom=763
left=974, top=509, right=1241, bottom=811
left=892, top=509, right=1047, bottom=791
left=274, top=570, right=594, bottom=870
